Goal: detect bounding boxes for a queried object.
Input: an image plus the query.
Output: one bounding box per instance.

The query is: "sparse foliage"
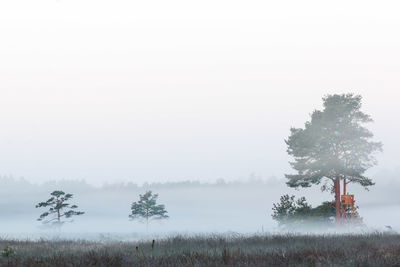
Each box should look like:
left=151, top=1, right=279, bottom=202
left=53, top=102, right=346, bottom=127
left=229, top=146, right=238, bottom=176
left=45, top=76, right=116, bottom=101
left=35, top=190, right=84, bottom=226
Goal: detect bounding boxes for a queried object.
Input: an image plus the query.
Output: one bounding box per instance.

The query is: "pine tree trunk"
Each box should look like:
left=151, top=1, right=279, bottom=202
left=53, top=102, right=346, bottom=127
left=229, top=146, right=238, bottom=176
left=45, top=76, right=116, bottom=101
left=146, top=209, right=149, bottom=234
left=334, top=178, right=341, bottom=224
left=343, top=177, right=346, bottom=195
left=56, top=196, right=61, bottom=224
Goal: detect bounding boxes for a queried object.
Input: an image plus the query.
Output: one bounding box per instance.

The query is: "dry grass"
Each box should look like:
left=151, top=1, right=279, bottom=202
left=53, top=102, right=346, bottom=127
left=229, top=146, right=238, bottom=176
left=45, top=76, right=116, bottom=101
left=1, top=233, right=400, bottom=266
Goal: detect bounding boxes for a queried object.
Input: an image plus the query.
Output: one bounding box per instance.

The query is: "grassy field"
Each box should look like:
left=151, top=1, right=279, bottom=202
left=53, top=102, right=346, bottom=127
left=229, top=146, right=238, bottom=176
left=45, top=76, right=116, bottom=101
left=1, top=233, right=400, bottom=266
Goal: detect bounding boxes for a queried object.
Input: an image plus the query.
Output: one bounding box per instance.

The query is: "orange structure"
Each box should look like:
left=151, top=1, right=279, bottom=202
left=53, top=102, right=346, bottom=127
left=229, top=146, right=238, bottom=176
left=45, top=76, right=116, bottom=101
left=340, top=194, right=362, bottom=223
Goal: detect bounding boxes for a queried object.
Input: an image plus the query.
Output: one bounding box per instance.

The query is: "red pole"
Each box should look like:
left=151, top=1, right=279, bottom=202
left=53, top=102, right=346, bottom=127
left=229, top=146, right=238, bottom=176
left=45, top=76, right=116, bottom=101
left=334, top=179, right=341, bottom=224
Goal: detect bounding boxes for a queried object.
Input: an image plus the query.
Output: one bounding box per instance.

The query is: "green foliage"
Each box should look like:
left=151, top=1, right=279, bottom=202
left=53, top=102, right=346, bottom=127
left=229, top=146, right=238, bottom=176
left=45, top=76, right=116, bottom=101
left=129, top=191, right=168, bottom=223
left=272, top=194, right=335, bottom=226
left=285, top=93, right=382, bottom=190
left=1, top=245, right=16, bottom=258
left=35, top=190, right=84, bottom=225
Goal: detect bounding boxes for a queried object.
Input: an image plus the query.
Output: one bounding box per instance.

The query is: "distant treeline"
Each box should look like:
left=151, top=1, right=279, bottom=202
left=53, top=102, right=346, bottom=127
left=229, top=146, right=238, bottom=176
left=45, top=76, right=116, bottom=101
left=0, top=175, right=281, bottom=192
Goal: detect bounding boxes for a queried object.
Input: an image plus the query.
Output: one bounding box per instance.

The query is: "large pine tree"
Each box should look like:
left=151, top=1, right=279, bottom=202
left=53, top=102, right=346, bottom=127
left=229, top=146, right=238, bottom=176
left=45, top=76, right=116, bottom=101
left=285, top=93, right=382, bottom=223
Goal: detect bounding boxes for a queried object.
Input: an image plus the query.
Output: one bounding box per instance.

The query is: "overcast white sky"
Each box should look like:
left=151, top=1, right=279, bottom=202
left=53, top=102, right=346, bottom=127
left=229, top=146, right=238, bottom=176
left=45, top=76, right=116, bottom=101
left=0, top=1, right=400, bottom=185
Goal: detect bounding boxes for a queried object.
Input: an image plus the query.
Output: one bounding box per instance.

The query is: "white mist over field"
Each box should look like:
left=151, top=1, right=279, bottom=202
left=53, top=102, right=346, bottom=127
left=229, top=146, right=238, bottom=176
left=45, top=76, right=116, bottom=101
left=1, top=1, right=400, bottom=239
left=0, top=173, right=399, bottom=240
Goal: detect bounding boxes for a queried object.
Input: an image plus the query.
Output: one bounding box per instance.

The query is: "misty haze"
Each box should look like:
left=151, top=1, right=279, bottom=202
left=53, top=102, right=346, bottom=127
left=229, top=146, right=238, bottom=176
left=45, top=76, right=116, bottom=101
left=1, top=1, right=400, bottom=266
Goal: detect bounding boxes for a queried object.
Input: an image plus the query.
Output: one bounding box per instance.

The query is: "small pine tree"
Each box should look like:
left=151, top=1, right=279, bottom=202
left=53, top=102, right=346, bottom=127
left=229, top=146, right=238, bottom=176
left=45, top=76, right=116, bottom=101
left=35, top=190, right=84, bottom=226
left=129, top=191, right=168, bottom=229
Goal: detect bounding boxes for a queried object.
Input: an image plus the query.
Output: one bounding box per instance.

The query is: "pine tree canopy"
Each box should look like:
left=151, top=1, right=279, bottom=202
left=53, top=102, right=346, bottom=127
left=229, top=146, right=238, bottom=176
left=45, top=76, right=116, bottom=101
left=129, top=191, right=168, bottom=222
left=35, top=190, right=84, bottom=225
left=285, top=93, right=382, bottom=189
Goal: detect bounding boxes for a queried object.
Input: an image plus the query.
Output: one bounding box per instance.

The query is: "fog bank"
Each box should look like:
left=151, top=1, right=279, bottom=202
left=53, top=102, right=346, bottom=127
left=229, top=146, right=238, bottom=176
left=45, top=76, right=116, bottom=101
left=1, top=172, right=399, bottom=240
